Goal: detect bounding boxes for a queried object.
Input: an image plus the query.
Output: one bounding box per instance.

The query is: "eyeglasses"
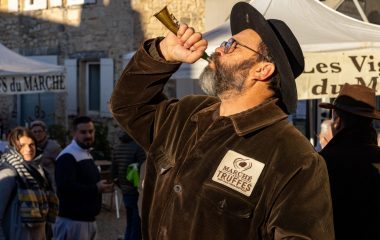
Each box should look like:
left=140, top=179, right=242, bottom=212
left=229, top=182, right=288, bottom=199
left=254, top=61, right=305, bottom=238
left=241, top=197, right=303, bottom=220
left=220, top=38, right=268, bottom=60
left=32, top=130, right=44, bottom=134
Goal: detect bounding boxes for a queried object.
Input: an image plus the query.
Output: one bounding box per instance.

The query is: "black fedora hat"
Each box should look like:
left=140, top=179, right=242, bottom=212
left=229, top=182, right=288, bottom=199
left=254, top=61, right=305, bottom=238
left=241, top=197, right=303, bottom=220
left=230, top=2, right=304, bottom=114
left=319, top=83, right=380, bottom=120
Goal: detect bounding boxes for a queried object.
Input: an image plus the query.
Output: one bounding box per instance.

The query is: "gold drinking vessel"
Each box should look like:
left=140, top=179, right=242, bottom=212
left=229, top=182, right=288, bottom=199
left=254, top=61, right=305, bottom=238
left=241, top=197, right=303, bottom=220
left=154, top=6, right=210, bottom=61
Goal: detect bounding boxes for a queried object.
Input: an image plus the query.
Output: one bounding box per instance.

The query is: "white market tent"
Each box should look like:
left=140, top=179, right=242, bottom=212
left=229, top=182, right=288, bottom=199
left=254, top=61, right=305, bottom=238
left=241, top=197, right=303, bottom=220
left=0, top=43, right=65, bottom=95
left=173, top=0, right=380, bottom=100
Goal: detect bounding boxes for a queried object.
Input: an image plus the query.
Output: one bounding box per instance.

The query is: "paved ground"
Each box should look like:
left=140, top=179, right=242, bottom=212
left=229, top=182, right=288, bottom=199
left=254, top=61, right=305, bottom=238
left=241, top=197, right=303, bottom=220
left=97, top=189, right=126, bottom=240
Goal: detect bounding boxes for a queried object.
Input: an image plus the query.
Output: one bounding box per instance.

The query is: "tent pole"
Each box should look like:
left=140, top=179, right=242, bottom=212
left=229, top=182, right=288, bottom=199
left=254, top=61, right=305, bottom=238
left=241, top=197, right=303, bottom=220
left=306, top=100, right=311, bottom=142
left=352, top=0, right=369, bottom=22
left=312, top=99, right=319, bottom=147
left=306, top=100, right=318, bottom=147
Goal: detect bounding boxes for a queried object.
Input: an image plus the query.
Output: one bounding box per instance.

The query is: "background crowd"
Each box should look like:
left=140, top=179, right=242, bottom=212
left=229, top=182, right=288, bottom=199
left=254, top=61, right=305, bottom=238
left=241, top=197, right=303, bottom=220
left=0, top=117, right=145, bottom=240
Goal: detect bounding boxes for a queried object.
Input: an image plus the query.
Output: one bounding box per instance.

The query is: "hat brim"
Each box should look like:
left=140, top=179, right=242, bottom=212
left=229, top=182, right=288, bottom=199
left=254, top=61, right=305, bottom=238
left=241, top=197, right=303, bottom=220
left=319, top=102, right=335, bottom=110
left=319, top=102, right=380, bottom=120
left=230, top=2, right=297, bottom=113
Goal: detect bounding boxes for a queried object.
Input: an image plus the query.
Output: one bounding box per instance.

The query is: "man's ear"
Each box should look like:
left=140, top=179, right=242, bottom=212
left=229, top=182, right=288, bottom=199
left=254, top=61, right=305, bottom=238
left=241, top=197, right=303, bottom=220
left=332, top=115, right=341, bottom=136
left=251, top=62, right=275, bottom=81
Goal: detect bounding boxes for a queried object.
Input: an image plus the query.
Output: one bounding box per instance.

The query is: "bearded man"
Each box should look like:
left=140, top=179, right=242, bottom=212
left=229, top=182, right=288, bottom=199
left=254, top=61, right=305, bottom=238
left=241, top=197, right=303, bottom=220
left=110, top=2, right=334, bottom=240
left=54, top=116, right=113, bottom=240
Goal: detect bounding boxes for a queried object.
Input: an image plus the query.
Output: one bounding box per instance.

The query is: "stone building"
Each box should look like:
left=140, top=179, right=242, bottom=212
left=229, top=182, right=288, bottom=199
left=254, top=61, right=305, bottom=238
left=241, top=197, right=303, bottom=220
left=0, top=0, right=239, bottom=145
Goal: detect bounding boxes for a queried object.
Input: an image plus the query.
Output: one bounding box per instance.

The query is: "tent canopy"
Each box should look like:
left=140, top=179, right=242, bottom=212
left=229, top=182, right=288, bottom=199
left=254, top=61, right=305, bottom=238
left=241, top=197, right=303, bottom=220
left=173, top=0, right=380, bottom=100
left=0, top=43, right=64, bottom=75
left=201, top=0, right=380, bottom=53
left=254, top=0, right=380, bottom=52
left=0, top=43, right=65, bottom=95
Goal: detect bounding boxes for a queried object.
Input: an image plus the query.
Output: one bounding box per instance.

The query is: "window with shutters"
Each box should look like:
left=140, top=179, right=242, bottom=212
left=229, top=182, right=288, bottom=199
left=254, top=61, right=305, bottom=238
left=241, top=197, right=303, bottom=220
left=65, top=58, right=113, bottom=117
left=23, top=0, right=47, bottom=11
left=67, top=0, right=96, bottom=6
left=50, top=0, right=62, bottom=7
left=86, top=62, right=101, bottom=114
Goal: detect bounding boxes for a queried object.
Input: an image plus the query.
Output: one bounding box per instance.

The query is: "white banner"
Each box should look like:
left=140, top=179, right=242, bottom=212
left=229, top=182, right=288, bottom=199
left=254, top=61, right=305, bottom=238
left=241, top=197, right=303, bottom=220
left=296, top=49, right=380, bottom=100
left=0, top=73, right=66, bottom=95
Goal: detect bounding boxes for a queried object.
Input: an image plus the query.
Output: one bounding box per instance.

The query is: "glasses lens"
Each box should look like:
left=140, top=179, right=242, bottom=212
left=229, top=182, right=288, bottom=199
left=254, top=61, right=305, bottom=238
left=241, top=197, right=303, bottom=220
left=227, top=38, right=235, bottom=53
left=220, top=41, right=227, bottom=49
left=220, top=38, right=236, bottom=54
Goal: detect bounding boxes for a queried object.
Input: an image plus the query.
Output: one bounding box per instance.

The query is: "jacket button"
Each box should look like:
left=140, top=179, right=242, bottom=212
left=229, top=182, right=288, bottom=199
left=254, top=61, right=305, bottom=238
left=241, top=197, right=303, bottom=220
left=173, top=184, right=182, bottom=193
left=218, top=199, right=227, bottom=209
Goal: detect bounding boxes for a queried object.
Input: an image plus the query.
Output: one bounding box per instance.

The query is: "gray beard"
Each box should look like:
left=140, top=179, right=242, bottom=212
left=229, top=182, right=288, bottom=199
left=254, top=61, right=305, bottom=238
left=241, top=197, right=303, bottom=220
left=199, top=54, right=256, bottom=97
left=199, top=65, right=217, bottom=96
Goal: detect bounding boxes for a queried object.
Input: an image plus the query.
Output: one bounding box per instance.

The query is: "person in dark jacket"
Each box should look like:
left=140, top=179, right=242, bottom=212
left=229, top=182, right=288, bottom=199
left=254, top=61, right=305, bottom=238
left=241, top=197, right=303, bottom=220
left=112, top=131, right=146, bottom=240
left=30, top=120, right=61, bottom=191
left=110, top=2, right=334, bottom=239
left=319, top=83, right=380, bottom=240
left=54, top=116, right=113, bottom=240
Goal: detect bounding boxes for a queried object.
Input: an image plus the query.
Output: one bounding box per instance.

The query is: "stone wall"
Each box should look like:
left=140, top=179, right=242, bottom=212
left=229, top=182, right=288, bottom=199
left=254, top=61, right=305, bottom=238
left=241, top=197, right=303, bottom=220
left=0, top=0, right=204, bottom=80
left=132, top=0, right=205, bottom=39
left=0, top=0, right=205, bottom=140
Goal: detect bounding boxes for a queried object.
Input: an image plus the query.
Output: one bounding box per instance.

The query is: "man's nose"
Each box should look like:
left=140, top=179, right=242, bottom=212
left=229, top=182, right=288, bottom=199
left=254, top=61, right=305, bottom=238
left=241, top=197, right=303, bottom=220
left=215, top=46, right=226, bottom=56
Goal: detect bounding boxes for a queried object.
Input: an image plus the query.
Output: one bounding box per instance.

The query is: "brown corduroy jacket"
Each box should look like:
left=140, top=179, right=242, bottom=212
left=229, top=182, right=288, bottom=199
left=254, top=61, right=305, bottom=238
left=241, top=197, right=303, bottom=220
left=110, top=39, right=335, bottom=240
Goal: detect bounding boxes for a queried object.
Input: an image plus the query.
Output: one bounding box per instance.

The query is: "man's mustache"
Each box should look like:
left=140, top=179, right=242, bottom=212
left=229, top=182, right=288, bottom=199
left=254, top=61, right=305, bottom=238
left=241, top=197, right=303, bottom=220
left=209, top=52, right=221, bottom=62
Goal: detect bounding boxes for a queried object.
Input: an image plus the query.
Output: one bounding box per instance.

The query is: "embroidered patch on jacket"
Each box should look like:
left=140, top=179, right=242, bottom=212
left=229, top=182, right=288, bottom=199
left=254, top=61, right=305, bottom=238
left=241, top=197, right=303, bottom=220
left=212, top=150, right=265, bottom=196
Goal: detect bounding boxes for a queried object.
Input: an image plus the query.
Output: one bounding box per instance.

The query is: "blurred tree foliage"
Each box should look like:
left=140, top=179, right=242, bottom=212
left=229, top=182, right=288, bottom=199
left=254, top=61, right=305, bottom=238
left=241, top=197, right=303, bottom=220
left=91, top=122, right=111, bottom=160
left=48, top=121, right=111, bottom=160
left=48, top=124, right=69, bottom=147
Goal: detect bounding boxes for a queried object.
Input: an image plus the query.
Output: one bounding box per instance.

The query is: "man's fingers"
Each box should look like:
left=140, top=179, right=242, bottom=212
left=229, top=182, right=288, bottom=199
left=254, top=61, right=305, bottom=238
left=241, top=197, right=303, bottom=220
left=189, top=38, right=208, bottom=52
left=177, top=23, right=188, bottom=38
left=180, top=27, right=195, bottom=44
left=184, top=32, right=203, bottom=49
left=186, top=44, right=208, bottom=63
left=162, top=23, right=207, bottom=63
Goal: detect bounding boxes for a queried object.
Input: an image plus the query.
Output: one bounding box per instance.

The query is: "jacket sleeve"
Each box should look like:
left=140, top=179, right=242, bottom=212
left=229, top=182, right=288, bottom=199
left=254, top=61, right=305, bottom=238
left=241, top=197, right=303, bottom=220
left=110, top=38, right=181, bottom=151
left=0, top=168, right=17, bottom=240
left=46, top=140, right=62, bottom=161
left=266, top=152, right=335, bottom=239
left=136, top=145, right=146, bottom=170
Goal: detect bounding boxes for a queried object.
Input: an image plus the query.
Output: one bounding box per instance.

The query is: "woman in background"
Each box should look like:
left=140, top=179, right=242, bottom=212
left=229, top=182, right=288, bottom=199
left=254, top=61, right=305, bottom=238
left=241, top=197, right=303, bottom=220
left=0, top=127, right=58, bottom=240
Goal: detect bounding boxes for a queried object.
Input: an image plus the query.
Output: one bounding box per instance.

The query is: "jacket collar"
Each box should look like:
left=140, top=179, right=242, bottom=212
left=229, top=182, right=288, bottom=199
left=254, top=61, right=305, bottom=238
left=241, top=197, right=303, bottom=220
left=56, top=140, right=93, bottom=162
left=323, top=125, right=377, bottom=150
left=191, top=98, right=288, bottom=136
